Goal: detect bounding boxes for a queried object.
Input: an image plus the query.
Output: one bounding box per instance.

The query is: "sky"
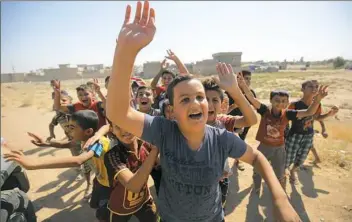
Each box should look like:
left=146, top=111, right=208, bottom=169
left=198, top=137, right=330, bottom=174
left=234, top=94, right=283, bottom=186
left=1, top=1, right=352, bottom=73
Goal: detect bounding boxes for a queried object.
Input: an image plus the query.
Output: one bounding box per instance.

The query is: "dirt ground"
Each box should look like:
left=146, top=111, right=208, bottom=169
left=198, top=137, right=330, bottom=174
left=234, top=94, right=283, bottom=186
left=1, top=70, right=352, bottom=221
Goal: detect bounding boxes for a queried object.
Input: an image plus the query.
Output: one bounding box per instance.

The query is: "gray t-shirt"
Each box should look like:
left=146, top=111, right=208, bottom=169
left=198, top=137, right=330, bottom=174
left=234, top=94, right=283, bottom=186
left=142, top=115, right=247, bottom=222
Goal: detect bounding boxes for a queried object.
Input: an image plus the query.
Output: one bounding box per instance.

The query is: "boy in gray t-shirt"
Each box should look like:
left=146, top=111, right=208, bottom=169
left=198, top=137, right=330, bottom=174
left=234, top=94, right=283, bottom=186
left=142, top=115, right=246, bottom=221
left=106, top=1, right=301, bottom=222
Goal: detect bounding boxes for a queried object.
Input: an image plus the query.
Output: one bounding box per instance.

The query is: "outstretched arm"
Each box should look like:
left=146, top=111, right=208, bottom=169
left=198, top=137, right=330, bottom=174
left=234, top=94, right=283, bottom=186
left=52, top=80, right=70, bottom=113
left=28, top=132, right=74, bottom=149
left=295, top=85, right=329, bottom=119
left=165, top=49, right=189, bottom=75
left=213, top=64, right=257, bottom=129
left=240, top=75, right=261, bottom=110
left=150, top=59, right=167, bottom=89
left=315, top=105, right=339, bottom=121
left=3, top=150, right=94, bottom=170
left=107, top=1, right=156, bottom=138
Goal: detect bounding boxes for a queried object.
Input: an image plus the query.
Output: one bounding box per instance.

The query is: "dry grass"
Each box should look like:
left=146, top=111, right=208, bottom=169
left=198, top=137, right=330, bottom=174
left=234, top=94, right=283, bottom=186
left=1, top=70, right=352, bottom=170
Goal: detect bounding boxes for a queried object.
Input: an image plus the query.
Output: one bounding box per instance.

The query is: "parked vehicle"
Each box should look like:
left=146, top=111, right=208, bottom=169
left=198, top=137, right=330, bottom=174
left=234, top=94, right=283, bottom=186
left=1, top=138, right=37, bottom=222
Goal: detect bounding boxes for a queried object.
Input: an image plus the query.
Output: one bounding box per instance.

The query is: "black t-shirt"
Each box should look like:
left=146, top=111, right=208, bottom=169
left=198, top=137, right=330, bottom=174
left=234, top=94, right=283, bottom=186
left=287, top=100, right=322, bottom=135
left=226, top=89, right=256, bottom=141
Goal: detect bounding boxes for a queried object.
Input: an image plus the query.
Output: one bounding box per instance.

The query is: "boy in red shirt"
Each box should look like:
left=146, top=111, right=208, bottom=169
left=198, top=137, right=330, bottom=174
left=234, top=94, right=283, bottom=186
left=240, top=77, right=329, bottom=193
left=52, top=80, right=107, bottom=130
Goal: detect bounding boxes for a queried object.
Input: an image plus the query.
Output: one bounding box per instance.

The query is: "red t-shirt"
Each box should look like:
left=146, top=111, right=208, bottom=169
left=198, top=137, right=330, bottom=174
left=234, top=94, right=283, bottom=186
left=153, top=86, right=166, bottom=98
left=68, top=100, right=106, bottom=129
left=105, top=140, right=153, bottom=216
left=256, top=104, right=298, bottom=146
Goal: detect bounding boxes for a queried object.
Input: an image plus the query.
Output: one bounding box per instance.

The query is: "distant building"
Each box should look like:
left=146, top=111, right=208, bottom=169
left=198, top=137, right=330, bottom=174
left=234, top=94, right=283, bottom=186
left=143, top=61, right=161, bottom=79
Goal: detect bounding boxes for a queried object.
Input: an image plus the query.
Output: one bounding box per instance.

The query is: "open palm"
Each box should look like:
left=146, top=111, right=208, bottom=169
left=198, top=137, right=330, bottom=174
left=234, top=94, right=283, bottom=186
left=117, top=1, right=156, bottom=53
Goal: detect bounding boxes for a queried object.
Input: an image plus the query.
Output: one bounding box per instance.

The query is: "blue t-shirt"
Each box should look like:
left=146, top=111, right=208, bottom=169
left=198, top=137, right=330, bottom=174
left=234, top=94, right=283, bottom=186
left=141, top=115, right=247, bottom=222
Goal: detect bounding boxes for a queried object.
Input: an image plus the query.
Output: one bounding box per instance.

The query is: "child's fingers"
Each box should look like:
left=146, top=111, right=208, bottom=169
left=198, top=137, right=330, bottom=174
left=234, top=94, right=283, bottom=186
left=133, top=1, right=142, bottom=24
left=124, top=5, right=132, bottom=25
left=140, top=0, right=150, bottom=26
left=216, top=63, right=221, bottom=75
left=226, top=64, right=233, bottom=74
left=11, top=150, right=23, bottom=156
left=147, top=7, right=156, bottom=27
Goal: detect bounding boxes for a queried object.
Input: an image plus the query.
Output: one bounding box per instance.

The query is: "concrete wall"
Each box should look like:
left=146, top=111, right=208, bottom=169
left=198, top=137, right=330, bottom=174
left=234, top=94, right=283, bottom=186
left=193, top=59, right=218, bottom=76
left=1, top=73, right=26, bottom=83
left=212, top=52, right=242, bottom=67
left=43, top=67, right=80, bottom=81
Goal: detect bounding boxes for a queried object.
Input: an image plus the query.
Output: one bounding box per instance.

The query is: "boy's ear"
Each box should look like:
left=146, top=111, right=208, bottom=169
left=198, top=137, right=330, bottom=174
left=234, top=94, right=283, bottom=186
left=169, top=105, right=174, bottom=113
left=84, top=128, right=94, bottom=137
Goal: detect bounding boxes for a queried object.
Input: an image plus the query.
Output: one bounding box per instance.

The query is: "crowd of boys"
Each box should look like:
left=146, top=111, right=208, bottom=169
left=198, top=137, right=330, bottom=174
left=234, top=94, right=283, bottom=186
left=3, top=1, right=339, bottom=222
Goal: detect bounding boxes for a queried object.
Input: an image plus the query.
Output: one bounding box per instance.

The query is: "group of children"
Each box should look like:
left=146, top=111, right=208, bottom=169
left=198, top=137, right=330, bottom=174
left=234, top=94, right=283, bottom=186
left=4, top=1, right=339, bottom=221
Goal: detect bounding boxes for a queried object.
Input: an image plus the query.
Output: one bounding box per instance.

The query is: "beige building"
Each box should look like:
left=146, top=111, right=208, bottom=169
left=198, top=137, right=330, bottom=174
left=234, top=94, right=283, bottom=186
left=192, top=52, right=243, bottom=75
left=143, top=61, right=161, bottom=79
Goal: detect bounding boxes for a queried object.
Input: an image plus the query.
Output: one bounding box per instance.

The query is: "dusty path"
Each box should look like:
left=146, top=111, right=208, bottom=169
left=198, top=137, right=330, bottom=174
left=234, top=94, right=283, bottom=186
left=1, top=106, right=352, bottom=222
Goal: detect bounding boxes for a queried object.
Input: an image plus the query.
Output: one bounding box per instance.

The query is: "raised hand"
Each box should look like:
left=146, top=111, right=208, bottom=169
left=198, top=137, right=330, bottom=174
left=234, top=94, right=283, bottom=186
left=328, top=105, right=339, bottom=116
left=3, top=150, right=35, bottom=170
left=160, top=58, right=169, bottom=70
left=212, top=62, right=239, bottom=92
left=117, top=1, right=156, bottom=54
left=52, top=79, right=60, bottom=92
left=314, top=85, right=328, bottom=101
left=27, top=132, right=49, bottom=147
left=92, top=78, right=101, bottom=92
left=237, top=72, right=247, bottom=90
left=165, top=49, right=177, bottom=61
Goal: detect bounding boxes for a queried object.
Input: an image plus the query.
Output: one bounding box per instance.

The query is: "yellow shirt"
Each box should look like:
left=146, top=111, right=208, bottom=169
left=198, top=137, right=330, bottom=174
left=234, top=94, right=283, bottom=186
left=86, top=136, right=111, bottom=187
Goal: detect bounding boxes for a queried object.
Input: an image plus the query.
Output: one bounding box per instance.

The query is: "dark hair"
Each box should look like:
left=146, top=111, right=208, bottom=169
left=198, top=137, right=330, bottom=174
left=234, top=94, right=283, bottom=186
left=105, top=76, right=110, bottom=83
left=202, top=78, right=224, bottom=102
left=270, top=90, right=290, bottom=100
left=166, top=75, right=194, bottom=106
left=161, top=70, right=176, bottom=78
left=242, top=70, right=252, bottom=76
left=160, top=99, right=170, bottom=117
left=71, top=110, right=99, bottom=132
left=301, top=80, right=318, bottom=89
left=135, top=86, right=152, bottom=97
left=76, top=84, right=92, bottom=92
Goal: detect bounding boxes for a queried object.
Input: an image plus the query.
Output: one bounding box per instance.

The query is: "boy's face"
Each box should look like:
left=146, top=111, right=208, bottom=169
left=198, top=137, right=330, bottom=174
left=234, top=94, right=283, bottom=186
left=243, top=74, right=251, bottom=87
left=68, top=120, right=93, bottom=142
left=111, top=124, right=136, bottom=144
left=162, top=73, right=174, bottom=87
left=136, top=88, right=153, bottom=110
left=302, top=81, right=319, bottom=97
left=205, top=90, right=222, bottom=123
left=172, top=79, right=208, bottom=132
left=270, top=95, right=289, bottom=111
left=77, top=89, right=93, bottom=107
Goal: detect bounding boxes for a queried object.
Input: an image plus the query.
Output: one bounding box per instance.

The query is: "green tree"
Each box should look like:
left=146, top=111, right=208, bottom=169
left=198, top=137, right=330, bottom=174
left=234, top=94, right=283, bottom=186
left=333, top=57, right=346, bottom=69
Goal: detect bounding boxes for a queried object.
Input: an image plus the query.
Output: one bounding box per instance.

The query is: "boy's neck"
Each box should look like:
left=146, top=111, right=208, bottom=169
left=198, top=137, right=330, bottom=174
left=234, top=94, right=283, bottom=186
left=179, top=126, right=205, bottom=150
left=271, top=108, right=281, bottom=116
left=139, top=106, right=151, bottom=114
left=301, top=95, right=314, bottom=105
